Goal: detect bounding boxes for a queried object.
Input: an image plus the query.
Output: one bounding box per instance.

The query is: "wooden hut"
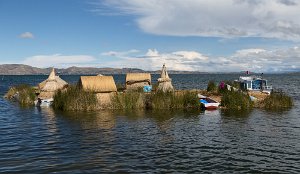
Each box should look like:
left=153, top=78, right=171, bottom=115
left=157, top=64, right=174, bottom=92
left=38, top=68, right=68, bottom=99
left=125, top=73, right=151, bottom=90
left=78, top=76, right=117, bottom=106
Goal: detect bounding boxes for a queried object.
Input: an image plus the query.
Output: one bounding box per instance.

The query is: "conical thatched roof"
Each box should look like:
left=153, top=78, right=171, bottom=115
left=38, top=68, right=68, bottom=99
left=160, top=63, right=169, bottom=79
left=39, top=68, right=68, bottom=92
left=157, top=64, right=174, bottom=92
left=79, top=76, right=117, bottom=93
left=126, top=73, right=151, bottom=85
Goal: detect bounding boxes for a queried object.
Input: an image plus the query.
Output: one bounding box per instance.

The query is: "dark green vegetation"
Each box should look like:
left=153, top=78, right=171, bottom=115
left=148, top=91, right=201, bottom=109
left=207, top=80, right=217, bottom=92
left=221, top=90, right=253, bottom=110
left=111, top=92, right=145, bottom=110
left=111, top=90, right=201, bottom=110
left=4, top=84, right=36, bottom=106
left=116, top=83, right=125, bottom=91
left=53, top=85, right=98, bottom=111
left=263, top=90, right=293, bottom=110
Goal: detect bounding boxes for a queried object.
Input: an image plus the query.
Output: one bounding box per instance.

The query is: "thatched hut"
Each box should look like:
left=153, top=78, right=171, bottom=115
left=157, top=64, right=174, bottom=92
left=78, top=76, right=117, bottom=106
left=78, top=76, right=117, bottom=93
left=126, top=73, right=151, bottom=90
left=38, top=68, right=68, bottom=99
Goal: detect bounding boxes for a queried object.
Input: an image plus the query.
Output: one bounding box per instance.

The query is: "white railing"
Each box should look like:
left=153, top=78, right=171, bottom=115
left=263, top=86, right=272, bottom=90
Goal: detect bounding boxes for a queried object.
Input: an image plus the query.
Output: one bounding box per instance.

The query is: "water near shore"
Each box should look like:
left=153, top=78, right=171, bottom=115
left=0, top=74, right=299, bottom=173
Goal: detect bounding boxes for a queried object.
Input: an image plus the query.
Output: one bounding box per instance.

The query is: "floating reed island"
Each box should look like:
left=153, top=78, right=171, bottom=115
left=4, top=65, right=293, bottom=111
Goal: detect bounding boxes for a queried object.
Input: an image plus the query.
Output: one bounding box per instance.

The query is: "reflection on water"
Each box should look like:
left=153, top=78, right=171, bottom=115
left=36, top=107, right=57, bottom=134
left=221, top=109, right=253, bottom=118
left=59, top=110, right=117, bottom=130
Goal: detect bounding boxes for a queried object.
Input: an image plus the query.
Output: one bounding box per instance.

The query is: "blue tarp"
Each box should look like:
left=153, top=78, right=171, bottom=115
left=200, top=99, right=208, bottom=104
left=143, top=85, right=152, bottom=92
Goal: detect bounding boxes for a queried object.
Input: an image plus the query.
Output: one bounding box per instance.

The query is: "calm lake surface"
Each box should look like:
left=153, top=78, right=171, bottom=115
left=0, top=74, right=299, bottom=173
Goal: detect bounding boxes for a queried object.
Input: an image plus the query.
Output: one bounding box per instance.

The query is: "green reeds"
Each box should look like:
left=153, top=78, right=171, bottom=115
left=221, top=90, right=253, bottom=110
left=207, top=80, right=217, bottom=92
left=116, top=83, right=125, bottom=92
left=110, top=91, right=145, bottom=110
left=148, top=91, right=201, bottom=109
left=263, top=90, right=293, bottom=110
left=52, top=85, right=98, bottom=111
left=111, top=90, right=201, bottom=110
left=4, top=84, right=36, bottom=106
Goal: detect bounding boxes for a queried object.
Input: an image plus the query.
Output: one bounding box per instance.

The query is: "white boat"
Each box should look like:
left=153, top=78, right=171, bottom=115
left=34, top=98, right=53, bottom=107
left=236, top=75, right=272, bottom=94
left=198, top=94, right=220, bottom=109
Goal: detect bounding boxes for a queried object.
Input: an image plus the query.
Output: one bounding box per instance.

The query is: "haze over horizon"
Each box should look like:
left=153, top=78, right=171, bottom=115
left=1, top=0, right=300, bottom=72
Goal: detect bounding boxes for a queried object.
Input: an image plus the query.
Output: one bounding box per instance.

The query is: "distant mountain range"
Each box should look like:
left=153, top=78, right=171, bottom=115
left=1, top=64, right=298, bottom=75
left=0, top=64, right=205, bottom=75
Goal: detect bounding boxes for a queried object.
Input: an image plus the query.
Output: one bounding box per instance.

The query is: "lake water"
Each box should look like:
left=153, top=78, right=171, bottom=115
left=0, top=74, right=299, bottom=173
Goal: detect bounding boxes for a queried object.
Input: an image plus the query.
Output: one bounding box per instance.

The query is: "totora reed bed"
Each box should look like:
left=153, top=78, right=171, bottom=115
left=52, top=85, right=98, bottom=111
left=5, top=80, right=294, bottom=111
left=4, top=84, right=36, bottom=106
left=52, top=88, right=202, bottom=111
left=261, top=90, right=293, bottom=110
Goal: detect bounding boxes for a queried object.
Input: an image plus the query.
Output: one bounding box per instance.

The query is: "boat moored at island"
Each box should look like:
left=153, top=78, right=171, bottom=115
left=198, top=94, right=220, bottom=109
left=236, top=75, right=272, bottom=94
left=34, top=98, right=53, bottom=107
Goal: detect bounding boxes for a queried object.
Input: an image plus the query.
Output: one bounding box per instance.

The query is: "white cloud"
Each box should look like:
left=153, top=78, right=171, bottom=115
left=101, top=49, right=140, bottom=57
left=235, top=49, right=266, bottom=55
left=19, top=32, right=34, bottom=39
left=145, top=49, right=159, bottom=57
left=18, top=47, right=300, bottom=72
left=101, top=49, right=211, bottom=71
left=96, top=0, right=300, bottom=40
left=22, top=54, right=96, bottom=68
left=100, top=47, right=300, bottom=72
left=173, top=51, right=208, bottom=61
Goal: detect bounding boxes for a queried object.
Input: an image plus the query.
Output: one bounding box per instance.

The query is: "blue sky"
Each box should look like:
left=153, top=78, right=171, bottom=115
left=0, top=0, right=299, bottom=72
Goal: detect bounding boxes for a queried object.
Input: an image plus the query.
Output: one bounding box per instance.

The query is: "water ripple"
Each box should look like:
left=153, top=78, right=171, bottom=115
left=0, top=74, right=300, bottom=173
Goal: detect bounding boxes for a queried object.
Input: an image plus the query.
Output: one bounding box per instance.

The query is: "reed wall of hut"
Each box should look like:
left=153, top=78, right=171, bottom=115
left=125, top=73, right=151, bottom=90
left=78, top=76, right=117, bottom=106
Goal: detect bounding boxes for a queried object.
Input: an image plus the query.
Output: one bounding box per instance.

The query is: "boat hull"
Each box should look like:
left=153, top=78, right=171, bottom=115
left=199, top=97, right=220, bottom=110
left=34, top=98, right=53, bottom=107
left=204, top=103, right=219, bottom=109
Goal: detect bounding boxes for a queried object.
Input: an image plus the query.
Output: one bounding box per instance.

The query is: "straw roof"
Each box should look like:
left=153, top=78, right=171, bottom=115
left=158, top=82, right=174, bottom=92
left=157, top=64, right=174, bottom=92
left=158, top=64, right=172, bottom=83
left=160, top=63, right=170, bottom=79
left=39, top=68, right=68, bottom=92
left=79, top=76, right=117, bottom=93
left=126, top=73, right=151, bottom=85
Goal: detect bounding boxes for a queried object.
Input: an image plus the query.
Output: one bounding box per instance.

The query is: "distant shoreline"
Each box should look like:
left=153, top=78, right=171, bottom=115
left=0, top=64, right=298, bottom=75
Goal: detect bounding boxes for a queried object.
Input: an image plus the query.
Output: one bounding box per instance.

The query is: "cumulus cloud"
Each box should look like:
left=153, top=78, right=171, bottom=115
left=22, top=54, right=96, bottom=68
left=101, top=47, right=300, bottom=72
left=96, top=0, right=300, bottom=40
left=101, top=49, right=209, bottom=71
left=19, top=32, right=34, bottom=39
left=19, top=47, right=300, bottom=72
left=230, top=47, right=300, bottom=72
